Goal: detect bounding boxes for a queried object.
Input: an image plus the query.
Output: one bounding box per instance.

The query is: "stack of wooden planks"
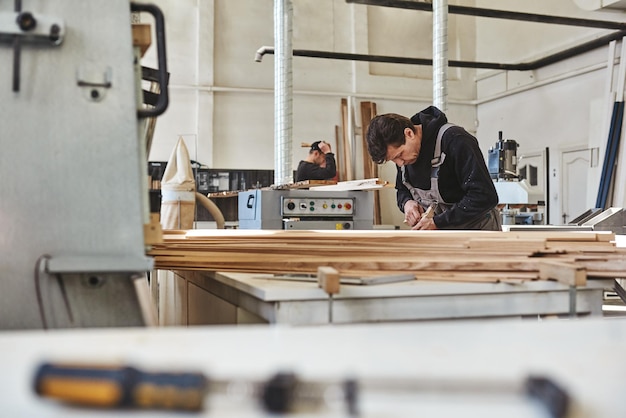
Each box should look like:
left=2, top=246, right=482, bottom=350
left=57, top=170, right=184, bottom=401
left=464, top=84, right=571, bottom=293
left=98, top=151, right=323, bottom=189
left=147, top=229, right=626, bottom=286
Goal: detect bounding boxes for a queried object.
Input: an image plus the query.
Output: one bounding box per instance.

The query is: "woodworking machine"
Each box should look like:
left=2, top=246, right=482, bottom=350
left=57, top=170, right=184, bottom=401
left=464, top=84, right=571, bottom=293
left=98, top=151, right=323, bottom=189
left=238, top=189, right=374, bottom=230
left=0, top=0, right=168, bottom=329
left=488, top=132, right=544, bottom=225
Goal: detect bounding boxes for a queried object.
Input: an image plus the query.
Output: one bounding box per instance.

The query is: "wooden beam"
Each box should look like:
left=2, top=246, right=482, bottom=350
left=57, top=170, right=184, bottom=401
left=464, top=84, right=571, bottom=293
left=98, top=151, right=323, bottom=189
left=340, top=98, right=353, bottom=181
left=147, top=230, right=624, bottom=285
left=318, top=266, right=340, bottom=294
left=539, top=260, right=587, bottom=286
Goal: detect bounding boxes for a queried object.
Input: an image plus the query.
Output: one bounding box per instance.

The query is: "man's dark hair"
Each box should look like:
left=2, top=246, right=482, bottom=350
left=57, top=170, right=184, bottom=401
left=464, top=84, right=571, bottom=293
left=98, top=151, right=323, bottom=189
left=366, top=113, right=415, bottom=164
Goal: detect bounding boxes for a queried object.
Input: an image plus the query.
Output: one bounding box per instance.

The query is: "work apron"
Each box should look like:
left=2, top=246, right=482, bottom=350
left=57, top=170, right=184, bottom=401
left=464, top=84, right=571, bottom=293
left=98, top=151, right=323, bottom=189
left=401, top=124, right=502, bottom=231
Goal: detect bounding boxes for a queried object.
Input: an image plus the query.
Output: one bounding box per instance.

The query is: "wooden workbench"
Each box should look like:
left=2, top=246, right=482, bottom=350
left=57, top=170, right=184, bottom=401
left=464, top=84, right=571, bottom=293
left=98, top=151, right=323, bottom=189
left=156, top=269, right=611, bottom=326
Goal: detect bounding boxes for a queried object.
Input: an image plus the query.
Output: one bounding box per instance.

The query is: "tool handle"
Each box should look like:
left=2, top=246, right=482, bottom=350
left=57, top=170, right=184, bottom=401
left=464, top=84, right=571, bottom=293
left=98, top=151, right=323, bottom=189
left=525, top=376, right=569, bottom=418
left=33, top=363, right=207, bottom=411
left=422, top=203, right=436, bottom=219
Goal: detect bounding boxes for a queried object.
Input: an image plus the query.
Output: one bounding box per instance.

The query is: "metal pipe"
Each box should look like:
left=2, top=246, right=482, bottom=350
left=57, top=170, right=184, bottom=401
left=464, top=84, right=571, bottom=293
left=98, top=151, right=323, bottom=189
left=433, top=0, right=448, bottom=112
left=274, top=0, right=293, bottom=186
left=254, top=30, right=626, bottom=71
left=345, top=0, right=626, bottom=31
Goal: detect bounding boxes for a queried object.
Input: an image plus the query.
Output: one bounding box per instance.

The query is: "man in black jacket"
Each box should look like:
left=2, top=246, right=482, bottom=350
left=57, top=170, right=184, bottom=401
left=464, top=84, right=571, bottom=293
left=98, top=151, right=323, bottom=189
left=366, top=106, right=501, bottom=230
left=295, top=141, right=337, bottom=182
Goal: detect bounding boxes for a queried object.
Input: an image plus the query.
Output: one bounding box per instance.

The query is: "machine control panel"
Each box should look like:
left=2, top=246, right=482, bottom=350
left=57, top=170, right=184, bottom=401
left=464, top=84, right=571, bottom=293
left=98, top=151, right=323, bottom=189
left=281, top=196, right=355, bottom=217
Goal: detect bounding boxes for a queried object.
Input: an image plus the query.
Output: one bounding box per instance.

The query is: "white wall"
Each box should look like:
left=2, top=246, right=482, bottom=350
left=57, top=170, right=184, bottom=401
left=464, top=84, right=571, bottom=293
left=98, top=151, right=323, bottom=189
left=136, top=0, right=626, bottom=226
left=474, top=0, right=626, bottom=223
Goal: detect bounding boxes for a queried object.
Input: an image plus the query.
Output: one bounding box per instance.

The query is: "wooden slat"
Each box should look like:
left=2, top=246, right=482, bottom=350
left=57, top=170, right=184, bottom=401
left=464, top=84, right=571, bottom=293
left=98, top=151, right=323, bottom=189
left=334, top=125, right=345, bottom=182
left=359, top=100, right=381, bottom=224
left=340, top=98, right=353, bottom=181
left=132, top=24, right=151, bottom=57
left=539, top=260, right=587, bottom=286
left=146, top=229, right=624, bottom=284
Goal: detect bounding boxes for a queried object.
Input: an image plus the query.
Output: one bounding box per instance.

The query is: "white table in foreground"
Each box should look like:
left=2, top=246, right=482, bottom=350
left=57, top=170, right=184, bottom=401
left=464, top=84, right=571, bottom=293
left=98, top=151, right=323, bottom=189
left=167, top=270, right=611, bottom=325
left=2, top=318, right=626, bottom=417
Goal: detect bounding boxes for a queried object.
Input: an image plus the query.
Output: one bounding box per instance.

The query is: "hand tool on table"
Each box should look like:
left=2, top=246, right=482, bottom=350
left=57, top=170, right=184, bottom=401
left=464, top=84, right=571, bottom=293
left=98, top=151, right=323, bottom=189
left=33, top=363, right=357, bottom=415
left=33, top=362, right=570, bottom=418
left=317, top=266, right=340, bottom=323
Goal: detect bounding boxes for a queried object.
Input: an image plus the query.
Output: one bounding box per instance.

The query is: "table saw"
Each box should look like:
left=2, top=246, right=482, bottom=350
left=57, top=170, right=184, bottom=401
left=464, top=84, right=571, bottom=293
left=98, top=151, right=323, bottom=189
left=0, top=0, right=168, bottom=329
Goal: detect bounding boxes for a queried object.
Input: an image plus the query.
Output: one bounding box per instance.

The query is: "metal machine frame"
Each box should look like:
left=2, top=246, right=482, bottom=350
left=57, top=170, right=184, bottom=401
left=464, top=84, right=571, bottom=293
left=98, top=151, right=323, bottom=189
left=0, top=1, right=168, bottom=329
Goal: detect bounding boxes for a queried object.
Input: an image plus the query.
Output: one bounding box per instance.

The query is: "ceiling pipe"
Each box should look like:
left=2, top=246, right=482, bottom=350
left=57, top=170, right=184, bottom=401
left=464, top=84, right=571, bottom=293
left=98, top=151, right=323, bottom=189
left=273, top=0, right=293, bottom=186
left=255, top=30, right=626, bottom=71
left=345, top=0, right=626, bottom=31
left=433, top=0, right=448, bottom=112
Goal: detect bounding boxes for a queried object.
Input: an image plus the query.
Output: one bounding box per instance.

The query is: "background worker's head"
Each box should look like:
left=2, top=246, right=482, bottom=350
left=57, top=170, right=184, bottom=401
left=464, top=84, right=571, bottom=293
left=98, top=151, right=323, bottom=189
left=308, top=141, right=329, bottom=165
left=366, top=114, right=417, bottom=165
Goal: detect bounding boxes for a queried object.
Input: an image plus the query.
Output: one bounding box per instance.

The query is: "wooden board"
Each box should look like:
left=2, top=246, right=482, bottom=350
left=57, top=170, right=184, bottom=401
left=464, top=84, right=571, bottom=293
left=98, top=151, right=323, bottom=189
left=340, top=98, right=353, bottom=181
left=147, top=229, right=624, bottom=285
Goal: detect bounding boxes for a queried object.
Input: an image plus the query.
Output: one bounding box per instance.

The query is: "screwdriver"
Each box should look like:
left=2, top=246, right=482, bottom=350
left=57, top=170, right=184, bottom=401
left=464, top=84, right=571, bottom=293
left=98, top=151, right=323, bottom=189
left=33, top=363, right=569, bottom=418
left=33, top=362, right=208, bottom=410
left=33, top=363, right=359, bottom=415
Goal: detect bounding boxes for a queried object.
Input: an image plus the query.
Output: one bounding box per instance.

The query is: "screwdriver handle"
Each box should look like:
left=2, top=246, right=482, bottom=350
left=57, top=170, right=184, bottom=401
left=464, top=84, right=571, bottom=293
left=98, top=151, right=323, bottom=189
left=33, top=363, right=207, bottom=411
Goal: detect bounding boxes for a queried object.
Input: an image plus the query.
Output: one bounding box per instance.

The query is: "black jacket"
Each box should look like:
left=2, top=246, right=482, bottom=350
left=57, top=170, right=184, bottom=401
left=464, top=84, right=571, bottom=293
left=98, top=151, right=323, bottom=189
left=295, top=153, right=337, bottom=182
left=396, top=106, right=499, bottom=228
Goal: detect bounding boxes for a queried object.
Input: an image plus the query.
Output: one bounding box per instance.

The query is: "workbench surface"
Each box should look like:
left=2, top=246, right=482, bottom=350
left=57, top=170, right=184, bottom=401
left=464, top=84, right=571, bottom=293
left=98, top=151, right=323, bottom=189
left=167, top=269, right=611, bottom=325
left=1, top=318, right=625, bottom=417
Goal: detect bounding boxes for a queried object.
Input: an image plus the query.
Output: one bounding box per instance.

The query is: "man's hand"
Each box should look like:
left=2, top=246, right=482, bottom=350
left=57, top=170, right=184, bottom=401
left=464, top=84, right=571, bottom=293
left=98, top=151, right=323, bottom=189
left=403, top=200, right=424, bottom=227
left=319, top=141, right=332, bottom=154
left=405, top=201, right=438, bottom=230
left=412, top=216, right=438, bottom=230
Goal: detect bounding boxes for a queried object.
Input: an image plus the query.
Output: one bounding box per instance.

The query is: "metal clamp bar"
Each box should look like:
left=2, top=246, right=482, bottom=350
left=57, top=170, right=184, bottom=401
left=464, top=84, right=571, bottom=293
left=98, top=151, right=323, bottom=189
left=130, top=3, right=169, bottom=118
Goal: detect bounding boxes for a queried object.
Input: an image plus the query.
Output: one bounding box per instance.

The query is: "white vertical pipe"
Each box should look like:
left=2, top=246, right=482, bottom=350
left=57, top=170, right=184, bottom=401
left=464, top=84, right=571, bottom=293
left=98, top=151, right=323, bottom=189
left=274, top=0, right=293, bottom=185
left=433, top=0, right=448, bottom=112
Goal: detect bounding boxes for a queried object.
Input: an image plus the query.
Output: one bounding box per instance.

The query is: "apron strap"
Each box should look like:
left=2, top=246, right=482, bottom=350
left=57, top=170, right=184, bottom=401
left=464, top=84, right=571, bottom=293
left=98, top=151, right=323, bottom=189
left=431, top=123, right=455, bottom=167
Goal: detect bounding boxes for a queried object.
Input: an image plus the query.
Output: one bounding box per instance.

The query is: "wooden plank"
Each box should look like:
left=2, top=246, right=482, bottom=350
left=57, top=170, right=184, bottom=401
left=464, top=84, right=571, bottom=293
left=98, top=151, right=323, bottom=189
left=318, top=266, right=340, bottom=294
left=309, top=178, right=385, bottom=191
left=147, top=229, right=625, bottom=284
left=132, top=24, right=151, bottom=57
left=468, top=238, right=547, bottom=253
left=360, top=101, right=375, bottom=179
left=539, top=260, right=587, bottom=286
left=359, top=101, right=380, bottom=224
left=340, top=98, right=353, bottom=181
left=334, top=125, right=345, bottom=182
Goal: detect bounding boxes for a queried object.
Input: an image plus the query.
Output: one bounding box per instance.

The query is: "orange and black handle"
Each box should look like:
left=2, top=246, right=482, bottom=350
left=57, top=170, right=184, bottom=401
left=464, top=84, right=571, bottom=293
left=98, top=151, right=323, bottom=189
left=33, top=363, right=208, bottom=411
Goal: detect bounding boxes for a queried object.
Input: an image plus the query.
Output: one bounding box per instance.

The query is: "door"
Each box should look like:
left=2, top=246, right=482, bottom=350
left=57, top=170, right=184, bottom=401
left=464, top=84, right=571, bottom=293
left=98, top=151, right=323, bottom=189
left=561, top=148, right=591, bottom=223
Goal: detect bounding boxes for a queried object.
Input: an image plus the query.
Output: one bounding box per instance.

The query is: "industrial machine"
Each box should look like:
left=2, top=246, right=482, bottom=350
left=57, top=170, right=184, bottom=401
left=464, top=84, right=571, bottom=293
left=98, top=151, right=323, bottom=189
left=568, top=207, right=625, bottom=234
left=0, top=1, right=168, bottom=329
left=238, top=189, right=374, bottom=230
left=488, top=133, right=625, bottom=233
left=488, top=131, right=544, bottom=225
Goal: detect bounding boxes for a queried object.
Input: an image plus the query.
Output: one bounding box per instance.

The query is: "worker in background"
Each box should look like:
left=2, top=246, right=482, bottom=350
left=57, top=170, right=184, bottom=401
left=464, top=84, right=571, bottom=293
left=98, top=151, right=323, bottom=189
left=366, top=106, right=501, bottom=231
left=295, top=140, right=337, bottom=182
